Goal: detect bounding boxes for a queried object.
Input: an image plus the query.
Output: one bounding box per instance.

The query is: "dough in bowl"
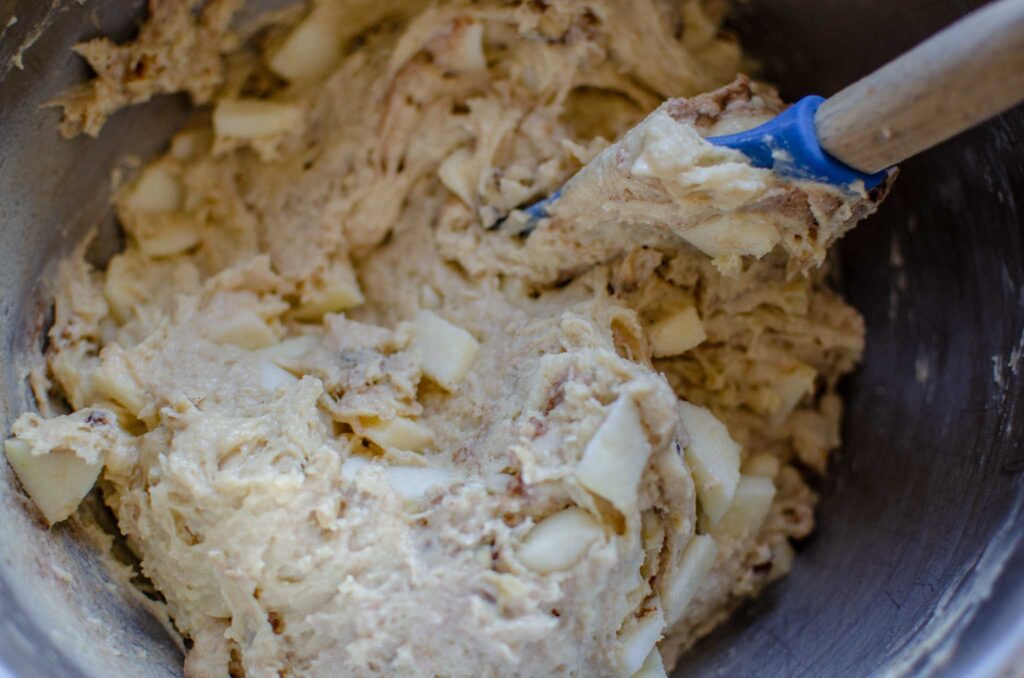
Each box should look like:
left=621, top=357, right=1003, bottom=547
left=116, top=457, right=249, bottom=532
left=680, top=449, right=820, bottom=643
left=6, top=0, right=887, bottom=675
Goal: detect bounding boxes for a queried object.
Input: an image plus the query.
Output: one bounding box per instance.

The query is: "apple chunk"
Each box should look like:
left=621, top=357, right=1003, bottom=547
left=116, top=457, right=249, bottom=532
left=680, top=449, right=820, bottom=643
left=381, top=465, right=452, bottom=502
left=214, top=99, right=302, bottom=139
left=268, top=15, right=340, bottom=83
left=677, top=401, right=740, bottom=525
left=648, top=306, right=706, bottom=358
left=662, top=533, right=718, bottom=624
left=360, top=416, right=434, bottom=453
left=256, top=359, right=299, bottom=393
left=5, top=439, right=101, bottom=526
left=126, top=165, right=181, bottom=213
left=136, top=222, right=201, bottom=258
left=517, top=507, right=604, bottom=574
left=632, top=648, right=667, bottom=678
left=770, top=364, right=817, bottom=425
left=769, top=539, right=796, bottom=580
left=411, top=310, right=480, bottom=391
left=680, top=212, right=781, bottom=259
left=712, top=475, right=776, bottom=539
left=576, top=395, right=651, bottom=515
left=619, top=601, right=666, bottom=676
left=92, top=349, right=147, bottom=417
left=207, top=310, right=279, bottom=350
left=293, top=262, right=364, bottom=321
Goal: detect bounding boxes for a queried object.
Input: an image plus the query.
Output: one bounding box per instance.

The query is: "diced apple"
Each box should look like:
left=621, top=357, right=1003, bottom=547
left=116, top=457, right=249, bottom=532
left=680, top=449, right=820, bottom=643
left=770, top=364, right=817, bottom=425
left=517, top=507, right=604, bottom=574
left=126, top=166, right=182, bottom=213
left=213, top=99, right=303, bottom=139
left=411, top=310, right=480, bottom=391
left=382, top=465, right=453, bottom=502
left=438, top=148, right=475, bottom=206
left=5, top=438, right=102, bottom=526
left=713, top=475, right=776, bottom=539
left=292, top=262, right=365, bottom=321
left=620, top=601, right=666, bottom=677
left=576, top=395, right=651, bottom=515
left=136, top=222, right=200, bottom=258
left=648, top=307, right=706, bottom=358
left=340, top=456, right=451, bottom=500
left=207, top=310, right=279, bottom=350
left=680, top=213, right=780, bottom=259
left=268, top=15, right=340, bottom=83
left=662, top=533, right=717, bottom=624
left=482, top=571, right=530, bottom=611
left=678, top=401, right=740, bottom=525
left=432, top=21, right=486, bottom=74
left=769, top=539, right=796, bottom=580
left=103, top=257, right=143, bottom=324
left=360, top=416, right=434, bottom=453
left=742, top=453, right=780, bottom=479
left=260, top=335, right=319, bottom=360
left=675, top=403, right=741, bottom=524
left=92, top=350, right=147, bottom=417
left=339, top=455, right=371, bottom=480
left=256, top=359, right=299, bottom=392
left=631, top=647, right=667, bottom=678
left=170, top=129, right=209, bottom=160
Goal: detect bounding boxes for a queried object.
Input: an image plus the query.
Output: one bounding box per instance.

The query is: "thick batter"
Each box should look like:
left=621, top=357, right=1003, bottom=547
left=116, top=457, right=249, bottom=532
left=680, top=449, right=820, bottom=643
left=6, top=1, right=887, bottom=676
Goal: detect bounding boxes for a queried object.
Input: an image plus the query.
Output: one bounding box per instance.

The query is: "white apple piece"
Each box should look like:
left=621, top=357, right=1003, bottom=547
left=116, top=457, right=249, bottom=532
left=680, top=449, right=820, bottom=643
left=104, top=257, right=145, bottom=324
left=293, top=262, right=365, bottom=321
left=576, top=395, right=652, bottom=515
left=770, top=364, right=817, bottom=425
left=662, top=533, right=718, bottom=625
left=437, top=148, right=475, bottom=206
left=680, top=212, right=781, bottom=259
left=769, top=539, right=796, bottom=580
left=517, top=507, right=604, bottom=574
left=340, top=456, right=452, bottom=501
left=648, top=306, right=706, bottom=358
left=256, top=359, right=299, bottom=392
left=339, top=455, right=370, bottom=480
left=381, top=465, right=453, bottom=502
left=268, top=15, right=340, bottom=83
left=713, top=475, right=776, bottom=539
left=677, top=401, right=741, bottom=525
left=742, top=453, right=780, bottom=479
left=360, top=416, right=434, bottom=453
left=126, top=165, right=182, bottom=213
left=411, top=310, right=480, bottom=391
left=619, top=601, right=666, bottom=677
left=260, top=335, right=318, bottom=361
left=4, top=438, right=102, bottom=526
left=92, top=350, right=147, bottom=417
left=207, top=309, right=279, bottom=350
left=631, top=647, right=667, bottom=678
left=433, top=20, right=486, bottom=73
left=213, top=99, right=303, bottom=139
left=170, top=129, right=209, bottom=160
left=137, top=222, right=200, bottom=258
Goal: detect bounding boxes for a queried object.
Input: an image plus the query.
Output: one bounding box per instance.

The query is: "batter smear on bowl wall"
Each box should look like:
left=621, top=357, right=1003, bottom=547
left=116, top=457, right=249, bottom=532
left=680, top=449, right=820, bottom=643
left=5, top=0, right=890, bottom=675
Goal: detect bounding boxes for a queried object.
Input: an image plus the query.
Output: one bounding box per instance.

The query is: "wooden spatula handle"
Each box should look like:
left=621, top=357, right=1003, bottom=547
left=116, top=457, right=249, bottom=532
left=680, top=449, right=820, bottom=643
left=815, top=0, right=1024, bottom=175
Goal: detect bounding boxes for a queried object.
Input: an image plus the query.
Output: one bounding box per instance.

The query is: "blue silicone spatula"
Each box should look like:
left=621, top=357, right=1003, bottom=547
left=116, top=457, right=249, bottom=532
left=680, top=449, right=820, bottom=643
left=507, top=0, right=1024, bottom=230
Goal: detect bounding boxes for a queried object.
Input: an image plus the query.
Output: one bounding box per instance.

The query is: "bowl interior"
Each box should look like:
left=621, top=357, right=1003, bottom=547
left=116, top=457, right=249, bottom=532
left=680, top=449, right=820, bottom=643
left=0, top=2, right=1021, bottom=676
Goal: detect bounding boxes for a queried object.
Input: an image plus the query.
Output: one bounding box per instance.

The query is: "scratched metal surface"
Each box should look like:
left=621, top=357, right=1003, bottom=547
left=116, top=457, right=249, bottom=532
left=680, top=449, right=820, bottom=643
left=0, top=1, right=1021, bottom=677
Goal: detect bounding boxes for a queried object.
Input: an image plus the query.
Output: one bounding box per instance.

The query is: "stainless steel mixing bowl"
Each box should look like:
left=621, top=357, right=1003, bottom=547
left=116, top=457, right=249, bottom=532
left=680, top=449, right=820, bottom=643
left=0, top=1, right=1021, bottom=676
